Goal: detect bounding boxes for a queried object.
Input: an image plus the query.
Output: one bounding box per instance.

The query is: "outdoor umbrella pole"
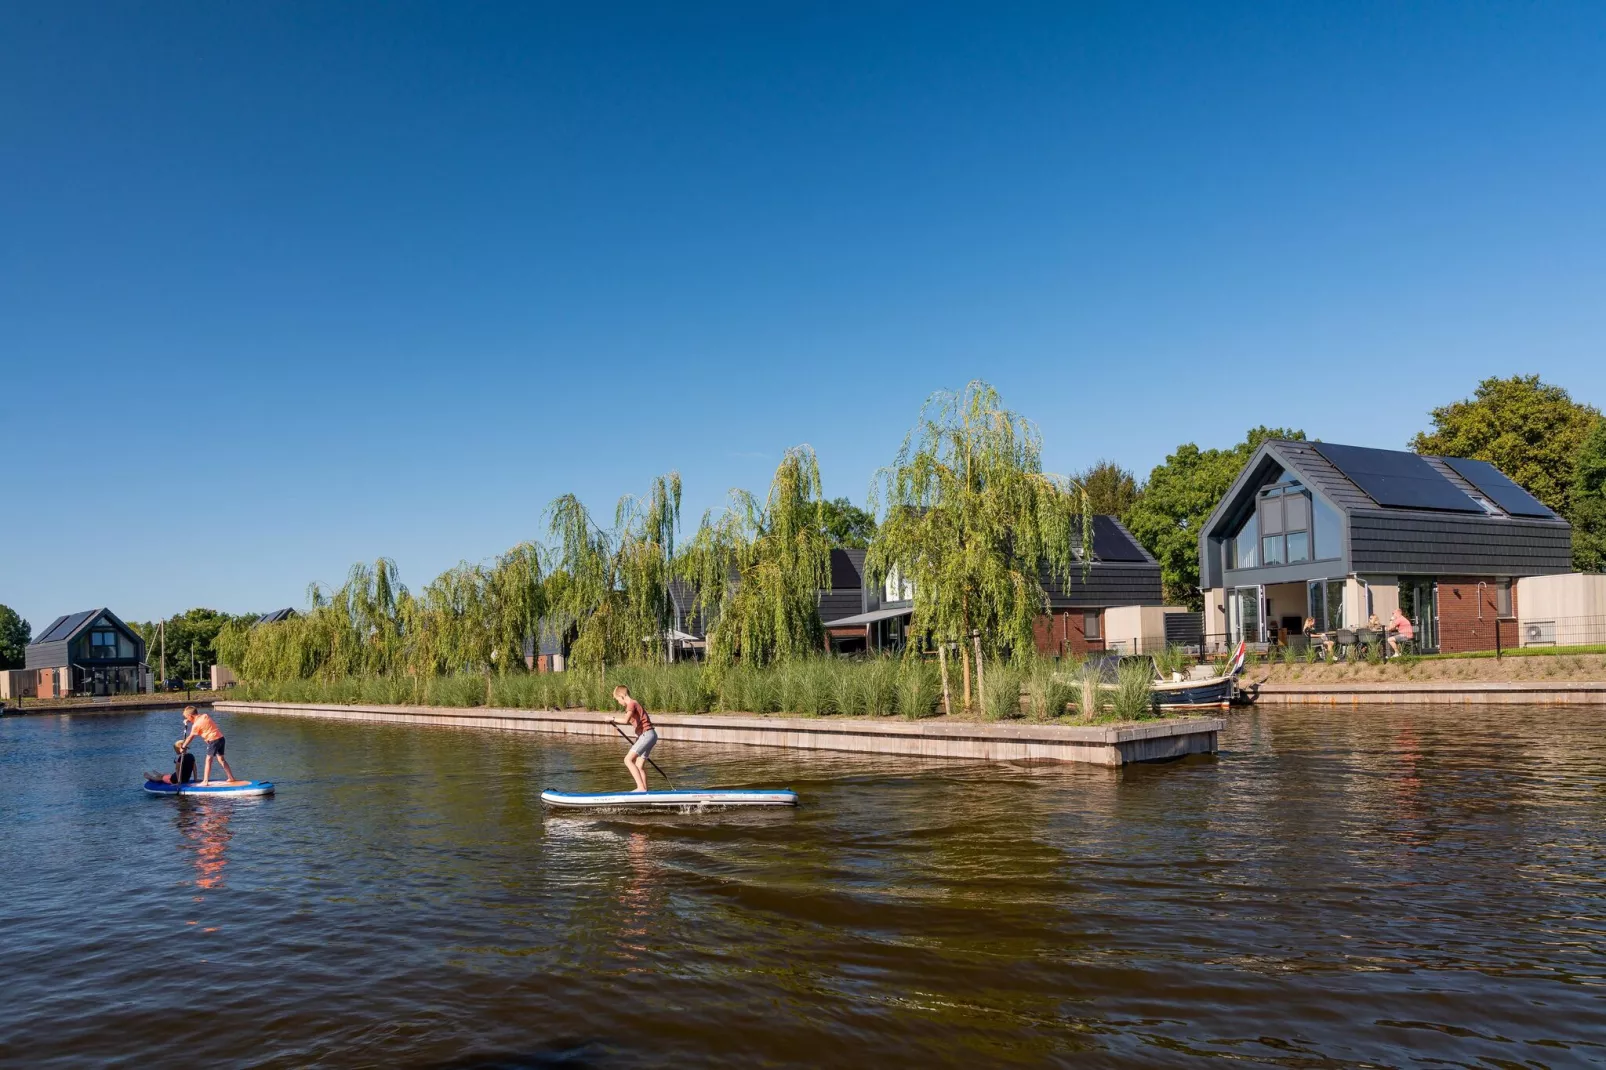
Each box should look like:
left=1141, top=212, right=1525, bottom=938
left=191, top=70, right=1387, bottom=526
left=609, top=720, right=675, bottom=790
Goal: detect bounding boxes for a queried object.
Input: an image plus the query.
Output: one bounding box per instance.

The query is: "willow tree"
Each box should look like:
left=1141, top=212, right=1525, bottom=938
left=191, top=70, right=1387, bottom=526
left=679, top=446, right=832, bottom=667
left=868, top=382, right=1088, bottom=710
left=543, top=473, right=681, bottom=669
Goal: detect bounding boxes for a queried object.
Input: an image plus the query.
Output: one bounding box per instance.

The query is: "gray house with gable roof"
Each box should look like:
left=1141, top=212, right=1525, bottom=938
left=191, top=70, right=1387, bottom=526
left=1198, top=440, right=1572, bottom=653
left=24, top=608, right=150, bottom=698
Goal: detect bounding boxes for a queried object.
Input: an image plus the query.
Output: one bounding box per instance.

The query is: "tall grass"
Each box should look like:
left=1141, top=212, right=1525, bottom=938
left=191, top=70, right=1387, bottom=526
left=1110, top=661, right=1155, bottom=720
left=981, top=662, right=1025, bottom=720
left=231, top=653, right=1170, bottom=721
left=1025, top=659, right=1076, bottom=720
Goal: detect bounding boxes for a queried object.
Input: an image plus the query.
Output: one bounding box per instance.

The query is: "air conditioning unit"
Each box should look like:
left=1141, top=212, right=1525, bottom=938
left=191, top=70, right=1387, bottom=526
left=1523, top=620, right=1556, bottom=647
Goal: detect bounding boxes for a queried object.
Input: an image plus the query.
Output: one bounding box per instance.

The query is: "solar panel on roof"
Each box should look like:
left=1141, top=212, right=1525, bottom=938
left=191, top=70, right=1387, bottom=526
left=1440, top=457, right=1555, bottom=518
left=1089, top=516, right=1148, bottom=561
left=1311, top=443, right=1482, bottom=513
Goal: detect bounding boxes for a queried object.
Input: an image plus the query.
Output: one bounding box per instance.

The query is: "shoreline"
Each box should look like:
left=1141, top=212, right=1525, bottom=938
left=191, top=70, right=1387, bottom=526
left=1255, top=680, right=1606, bottom=705
left=214, top=700, right=1223, bottom=767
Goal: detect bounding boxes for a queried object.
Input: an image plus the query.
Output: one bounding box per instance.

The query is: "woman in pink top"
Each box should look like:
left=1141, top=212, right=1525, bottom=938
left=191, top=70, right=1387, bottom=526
left=1387, top=608, right=1415, bottom=656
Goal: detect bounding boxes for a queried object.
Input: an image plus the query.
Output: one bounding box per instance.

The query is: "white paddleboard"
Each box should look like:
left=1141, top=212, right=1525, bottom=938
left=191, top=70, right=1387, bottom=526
left=541, top=788, right=797, bottom=809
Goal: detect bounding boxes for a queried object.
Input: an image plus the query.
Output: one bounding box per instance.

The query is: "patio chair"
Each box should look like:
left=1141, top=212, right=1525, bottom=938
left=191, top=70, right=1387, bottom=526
left=1287, top=634, right=1311, bottom=655
left=1331, top=628, right=1358, bottom=660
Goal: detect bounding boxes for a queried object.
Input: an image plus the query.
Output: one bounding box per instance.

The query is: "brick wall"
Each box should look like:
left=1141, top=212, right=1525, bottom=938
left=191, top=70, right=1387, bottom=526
left=1436, top=577, right=1517, bottom=654
left=1032, top=610, right=1107, bottom=657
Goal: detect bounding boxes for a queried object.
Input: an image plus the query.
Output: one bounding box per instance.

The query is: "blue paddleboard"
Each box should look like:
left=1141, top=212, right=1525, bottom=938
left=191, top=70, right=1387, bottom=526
left=143, top=779, right=275, bottom=797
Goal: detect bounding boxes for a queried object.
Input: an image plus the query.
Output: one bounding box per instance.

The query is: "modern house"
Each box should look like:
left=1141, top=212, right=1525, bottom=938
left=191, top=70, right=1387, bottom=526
left=822, top=518, right=1177, bottom=657
left=24, top=608, right=150, bottom=698
left=1198, top=440, right=1573, bottom=653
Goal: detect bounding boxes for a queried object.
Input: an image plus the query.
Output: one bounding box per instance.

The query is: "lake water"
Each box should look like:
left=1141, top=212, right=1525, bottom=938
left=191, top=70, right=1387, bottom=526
left=2, top=704, right=1604, bottom=1068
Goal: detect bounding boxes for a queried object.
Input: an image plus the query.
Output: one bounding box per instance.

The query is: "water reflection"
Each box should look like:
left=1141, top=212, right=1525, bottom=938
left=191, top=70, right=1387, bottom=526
left=175, top=800, right=234, bottom=893
left=1, top=704, right=1605, bottom=1067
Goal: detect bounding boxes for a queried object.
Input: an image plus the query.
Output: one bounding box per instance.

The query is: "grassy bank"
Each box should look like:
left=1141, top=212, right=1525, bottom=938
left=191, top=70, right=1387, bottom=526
left=228, top=655, right=1166, bottom=723
left=1256, top=651, right=1606, bottom=686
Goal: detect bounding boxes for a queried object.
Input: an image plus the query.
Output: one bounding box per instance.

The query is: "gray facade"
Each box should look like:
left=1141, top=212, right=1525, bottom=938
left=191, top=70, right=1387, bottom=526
left=25, top=608, right=147, bottom=671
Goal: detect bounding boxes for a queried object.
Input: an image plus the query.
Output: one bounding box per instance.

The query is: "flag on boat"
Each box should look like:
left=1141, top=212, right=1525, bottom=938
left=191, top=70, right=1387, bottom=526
left=1227, top=640, right=1247, bottom=677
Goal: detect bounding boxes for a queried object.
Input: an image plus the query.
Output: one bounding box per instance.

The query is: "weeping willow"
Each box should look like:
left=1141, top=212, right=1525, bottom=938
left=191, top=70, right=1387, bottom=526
left=543, top=473, right=682, bottom=669
left=217, top=548, right=546, bottom=682
left=868, top=382, right=1090, bottom=705
left=678, top=446, right=831, bottom=667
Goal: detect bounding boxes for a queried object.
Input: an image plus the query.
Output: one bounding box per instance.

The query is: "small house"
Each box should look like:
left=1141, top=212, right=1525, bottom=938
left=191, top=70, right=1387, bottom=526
left=1198, top=440, right=1572, bottom=652
left=24, top=608, right=150, bottom=698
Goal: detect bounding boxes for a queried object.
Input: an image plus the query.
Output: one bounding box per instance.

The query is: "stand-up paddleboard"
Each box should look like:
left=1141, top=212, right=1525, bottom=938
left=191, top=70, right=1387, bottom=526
left=143, top=779, right=275, bottom=797
left=541, top=787, right=797, bottom=809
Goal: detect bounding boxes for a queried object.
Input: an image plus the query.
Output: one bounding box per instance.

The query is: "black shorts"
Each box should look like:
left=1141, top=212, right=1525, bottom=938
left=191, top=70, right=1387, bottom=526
left=206, top=737, right=226, bottom=757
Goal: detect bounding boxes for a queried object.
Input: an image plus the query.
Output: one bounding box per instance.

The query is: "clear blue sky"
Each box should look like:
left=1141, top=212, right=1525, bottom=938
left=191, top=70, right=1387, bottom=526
left=3, top=2, right=1604, bottom=632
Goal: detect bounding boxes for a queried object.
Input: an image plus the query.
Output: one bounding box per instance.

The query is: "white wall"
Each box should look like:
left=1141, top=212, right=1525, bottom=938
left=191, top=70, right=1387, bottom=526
left=1104, top=605, right=1189, bottom=654
left=1516, top=573, right=1606, bottom=647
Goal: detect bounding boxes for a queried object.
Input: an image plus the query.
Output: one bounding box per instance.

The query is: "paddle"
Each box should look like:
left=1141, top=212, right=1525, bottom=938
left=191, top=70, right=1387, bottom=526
left=609, top=720, right=675, bottom=790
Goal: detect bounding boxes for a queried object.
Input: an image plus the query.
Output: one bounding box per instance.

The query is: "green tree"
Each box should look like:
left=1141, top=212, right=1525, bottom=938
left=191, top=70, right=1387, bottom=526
left=1071, top=459, right=1142, bottom=519
left=679, top=447, right=833, bottom=667
left=868, top=382, right=1090, bottom=710
left=1570, top=417, right=1606, bottom=572
left=1126, top=427, right=1306, bottom=608
left=543, top=473, right=680, bottom=669
left=1411, top=375, right=1600, bottom=520
left=818, top=496, right=877, bottom=548
left=133, top=607, right=260, bottom=682
left=0, top=605, right=30, bottom=670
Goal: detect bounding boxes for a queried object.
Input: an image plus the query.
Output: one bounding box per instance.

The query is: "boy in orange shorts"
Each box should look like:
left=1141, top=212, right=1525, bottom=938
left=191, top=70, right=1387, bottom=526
left=177, top=706, right=239, bottom=785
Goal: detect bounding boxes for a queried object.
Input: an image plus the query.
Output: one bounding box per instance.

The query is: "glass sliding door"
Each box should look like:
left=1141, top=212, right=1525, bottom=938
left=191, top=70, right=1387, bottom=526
left=1228, top=586, right=1264, bottom=644
left=1403, top=579, right=1438, bottom=653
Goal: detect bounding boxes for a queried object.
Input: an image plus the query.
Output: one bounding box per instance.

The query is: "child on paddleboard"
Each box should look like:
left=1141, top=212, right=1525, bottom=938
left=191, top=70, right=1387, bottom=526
left=177, top=706, right=238, bottom=785
left=612, top=685, right=657, bottom=793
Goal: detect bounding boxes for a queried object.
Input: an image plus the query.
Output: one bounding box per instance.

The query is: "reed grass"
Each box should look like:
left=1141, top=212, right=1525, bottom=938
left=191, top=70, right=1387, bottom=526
left=981, top=662, right=1025, bottom=720
left=231, top=652, right=1178, bottom=722
left=1110, top=661, right=1156, bottom=720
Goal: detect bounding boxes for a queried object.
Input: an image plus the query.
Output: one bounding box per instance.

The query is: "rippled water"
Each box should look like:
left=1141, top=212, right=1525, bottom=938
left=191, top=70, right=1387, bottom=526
left=2, top=704, right=1605, bottom=1067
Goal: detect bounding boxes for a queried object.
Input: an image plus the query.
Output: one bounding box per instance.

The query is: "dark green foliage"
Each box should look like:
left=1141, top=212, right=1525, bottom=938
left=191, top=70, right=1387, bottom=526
left=1071, top=459, right=1142, bottom=519
left=0, top=605, right=30, bottom=670
left=132, top=607, right=259, bottom=680
left=818, top=497, right=877, bottom=548
left=1411, top=374, right=1600, bottom=520
left=1571, top=417, right=1606, bottom=572
left=1125, top=426, right=1305, bottom=608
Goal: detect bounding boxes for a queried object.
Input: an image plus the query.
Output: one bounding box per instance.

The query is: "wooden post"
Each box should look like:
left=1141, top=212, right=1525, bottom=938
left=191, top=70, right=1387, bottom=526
left=938, top=642, right=952, bottom=715
left=972, top=631, right=986, bottom=710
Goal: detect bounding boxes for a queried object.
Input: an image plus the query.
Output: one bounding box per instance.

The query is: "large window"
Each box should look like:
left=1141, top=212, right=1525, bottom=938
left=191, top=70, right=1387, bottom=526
left=89, top=629, right=119, bottom=659
left=1228, top=512, right=1258, bottom=569
left=1229, top=480, right=1341, bottom=571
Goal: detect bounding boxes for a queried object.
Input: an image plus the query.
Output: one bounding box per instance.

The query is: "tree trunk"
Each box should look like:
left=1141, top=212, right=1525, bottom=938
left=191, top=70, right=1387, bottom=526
left=938, top=642, right=952, bottom=716
left=973, top=632, right=986, bottom=712
left=960, top=641, right=972, bottom=711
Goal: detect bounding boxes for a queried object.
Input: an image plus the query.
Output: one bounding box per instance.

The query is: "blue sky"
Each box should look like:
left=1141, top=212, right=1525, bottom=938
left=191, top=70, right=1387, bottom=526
left=3, top=2, right=1604, bottom=632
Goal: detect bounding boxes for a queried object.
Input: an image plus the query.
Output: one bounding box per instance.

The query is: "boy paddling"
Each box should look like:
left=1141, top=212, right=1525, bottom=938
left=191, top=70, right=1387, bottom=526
left=611, top=685, right=658, bottom=793
left=177, top=706, right=239, bottom=785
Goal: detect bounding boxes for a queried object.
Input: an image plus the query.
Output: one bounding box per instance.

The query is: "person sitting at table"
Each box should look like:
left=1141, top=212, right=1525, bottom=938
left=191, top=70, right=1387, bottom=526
left=1387, top=608, right=1415, bottom=656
